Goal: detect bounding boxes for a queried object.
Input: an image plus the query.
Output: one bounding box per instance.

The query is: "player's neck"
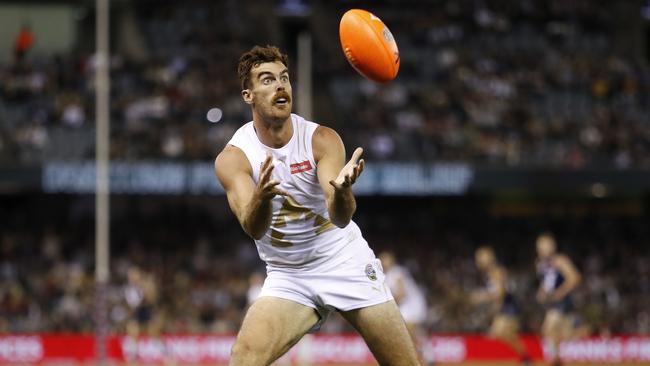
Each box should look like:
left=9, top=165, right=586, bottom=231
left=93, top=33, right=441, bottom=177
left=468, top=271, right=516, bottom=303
left=252, top=114, right=293, bottom=148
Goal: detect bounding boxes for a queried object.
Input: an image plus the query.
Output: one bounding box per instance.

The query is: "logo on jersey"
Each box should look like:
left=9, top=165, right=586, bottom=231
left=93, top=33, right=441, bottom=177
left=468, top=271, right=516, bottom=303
left=290, top=160, right=312, bottom=174
left=365, top=264, right=377, bottom=281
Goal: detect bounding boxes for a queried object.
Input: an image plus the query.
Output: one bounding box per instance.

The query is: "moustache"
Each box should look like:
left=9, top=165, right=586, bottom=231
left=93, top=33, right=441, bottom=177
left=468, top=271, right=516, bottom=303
left=272, top=92, right=292, bottom=103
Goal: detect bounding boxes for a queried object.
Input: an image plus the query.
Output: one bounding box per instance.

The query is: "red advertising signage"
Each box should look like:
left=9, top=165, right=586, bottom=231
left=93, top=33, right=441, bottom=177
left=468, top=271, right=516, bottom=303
left=1, top=334, right=649, bottom=364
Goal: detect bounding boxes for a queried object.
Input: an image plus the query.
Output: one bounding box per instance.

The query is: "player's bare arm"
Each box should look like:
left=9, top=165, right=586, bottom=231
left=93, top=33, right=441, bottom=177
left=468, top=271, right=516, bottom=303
left=215, top=146, right=287, bottom=239
left=549, top=255, right=581, bottom=302
left=535, top=259, right=548, bottom=303
left=312, top=126, right=365, bottom=228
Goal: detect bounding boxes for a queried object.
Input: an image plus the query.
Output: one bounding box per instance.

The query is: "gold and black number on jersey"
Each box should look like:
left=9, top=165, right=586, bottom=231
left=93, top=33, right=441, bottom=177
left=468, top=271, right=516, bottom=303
left=269, top=196, right=335, bottom=247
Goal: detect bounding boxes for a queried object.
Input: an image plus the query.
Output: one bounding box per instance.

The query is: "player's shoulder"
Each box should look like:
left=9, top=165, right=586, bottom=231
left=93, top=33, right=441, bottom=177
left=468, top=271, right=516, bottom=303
left=216, top=143, right=246, bottom=161
left=484, top=266, right=503, bottom=283
left=312, top=124, right=341, bottom=142
left=294, top=114, right=344, bottom=161
left=551, top=253, right=573, bottom=266
left=216, top=119, right=252, bottom=160
left=493, top=265, right=507, bottom=278
left=214, top=144, right=251, bottom=181
left=216, top=120, right=254, bottom=159
left=312, top=125, right=344, bottom=158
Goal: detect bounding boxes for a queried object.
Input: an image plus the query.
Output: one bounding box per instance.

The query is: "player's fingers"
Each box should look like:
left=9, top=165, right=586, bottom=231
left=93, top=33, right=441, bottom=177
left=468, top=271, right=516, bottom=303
left=258, top=166, right=269, bottom=185
left=350, top=166, right=358, bottom=184
left=350, top=161, right=364, bottom=184
left=265, top=180, right=281, bottom=190
left=261, top=154, right=274, bottom=172
left=349, top=147, right=363, bottom=164
left=271, top=188, right=289, bottom=196
left=329, top=180, right=342, bottom=190
left=343, top=174, right=351, bottom=186
left=260, top=160, right=275, bottom=184
left=262, top=181, right=286, bottom=198
left=261, top=154, right=273, bottom=171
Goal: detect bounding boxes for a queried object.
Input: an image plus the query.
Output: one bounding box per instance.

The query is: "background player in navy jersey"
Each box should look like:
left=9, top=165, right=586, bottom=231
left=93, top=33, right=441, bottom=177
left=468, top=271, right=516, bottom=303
left=471, top=246, right=531, bottom=365
left=535, top=232, right=582, bottom=366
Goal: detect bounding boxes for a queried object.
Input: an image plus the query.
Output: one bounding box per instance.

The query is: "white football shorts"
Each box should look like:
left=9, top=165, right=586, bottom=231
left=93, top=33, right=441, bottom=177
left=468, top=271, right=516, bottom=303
left=257, top=242, right=394, bottom=331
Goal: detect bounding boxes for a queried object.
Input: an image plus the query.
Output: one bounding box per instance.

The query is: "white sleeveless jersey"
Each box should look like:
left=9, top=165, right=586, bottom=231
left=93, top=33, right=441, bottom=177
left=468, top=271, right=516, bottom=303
left=227, top=114, right=368, bottom=270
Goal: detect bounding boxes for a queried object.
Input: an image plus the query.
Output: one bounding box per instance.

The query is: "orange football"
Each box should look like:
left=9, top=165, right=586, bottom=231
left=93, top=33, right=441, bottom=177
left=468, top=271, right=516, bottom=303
left=339, top=9, right=400, bottom=83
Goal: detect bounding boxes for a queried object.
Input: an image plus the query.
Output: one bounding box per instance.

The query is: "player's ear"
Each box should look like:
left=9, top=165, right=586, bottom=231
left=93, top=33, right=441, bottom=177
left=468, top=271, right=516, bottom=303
left=241, top=89, right=253, bottom=104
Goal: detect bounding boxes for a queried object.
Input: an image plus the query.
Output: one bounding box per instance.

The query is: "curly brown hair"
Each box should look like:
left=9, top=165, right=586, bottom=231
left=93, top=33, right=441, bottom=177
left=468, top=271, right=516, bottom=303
left=237, top=45, right=289, bottom=90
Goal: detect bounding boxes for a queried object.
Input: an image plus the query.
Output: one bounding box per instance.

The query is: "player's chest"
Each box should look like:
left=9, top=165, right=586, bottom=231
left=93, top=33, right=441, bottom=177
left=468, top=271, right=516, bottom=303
left=255, top=152, right=318, bottom=192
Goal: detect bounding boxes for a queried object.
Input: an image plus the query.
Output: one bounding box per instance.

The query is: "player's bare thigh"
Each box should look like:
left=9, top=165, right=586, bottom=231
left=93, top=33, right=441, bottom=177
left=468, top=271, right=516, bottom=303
left=230, top=296, right=320, bottom=366
left=341, top=300, right=421, bottom=366
left=542, top=309, right=572, bottom=339
left=489, top=314, right=519, bottom=339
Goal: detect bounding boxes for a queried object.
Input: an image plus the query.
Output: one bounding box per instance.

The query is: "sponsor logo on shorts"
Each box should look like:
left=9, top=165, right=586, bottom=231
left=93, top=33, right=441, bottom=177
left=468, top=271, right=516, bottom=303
left=365, top=264, right=377, bottom=281
left=290, top=160, right=312, bottom=174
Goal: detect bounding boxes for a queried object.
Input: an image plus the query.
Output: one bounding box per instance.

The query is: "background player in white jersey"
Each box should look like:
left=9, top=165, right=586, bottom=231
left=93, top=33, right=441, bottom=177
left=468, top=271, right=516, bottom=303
left=535, top=232, right=581, bottom=366
left=214, top=46, right=420, bottom=365
left=378, top=251, right=428, bottom=363
left=470, top=246, right=530, bottom=365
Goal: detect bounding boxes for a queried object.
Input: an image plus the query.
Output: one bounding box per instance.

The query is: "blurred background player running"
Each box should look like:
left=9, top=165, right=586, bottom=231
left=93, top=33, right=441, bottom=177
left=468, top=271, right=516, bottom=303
left=536, top=232, right=582, bottom=366
left=379, top=251, right=428, bottom=364
left=470, top=246, right=531, bottom=365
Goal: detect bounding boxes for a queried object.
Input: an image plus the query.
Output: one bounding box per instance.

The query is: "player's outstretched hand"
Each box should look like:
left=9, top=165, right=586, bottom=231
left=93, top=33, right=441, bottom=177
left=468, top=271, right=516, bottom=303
left=256, top=154, right=288, bottom=200
left=330, top=147, right=365, bottom=190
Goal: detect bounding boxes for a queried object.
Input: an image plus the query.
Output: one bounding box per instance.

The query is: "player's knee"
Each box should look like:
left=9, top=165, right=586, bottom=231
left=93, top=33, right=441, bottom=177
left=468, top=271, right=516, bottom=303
left=547, top=318, right=563, bottom=332
left=542, top=323, right=562, bottom=341
left=230, top=338, right=272, bottom=365
left=541, top=322, right=554, bottom=337
left=489, top=325, right=503, bottom=338
left=490, top=327, right=510, bottom=341
left=489, top=318, right=507, bottom=335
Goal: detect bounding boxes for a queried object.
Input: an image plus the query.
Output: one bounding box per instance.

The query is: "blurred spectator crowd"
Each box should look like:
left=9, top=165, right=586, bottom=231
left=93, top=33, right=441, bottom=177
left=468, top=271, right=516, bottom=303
left=1, top=196, right=649, bottom=335
left=0, top=0, right=648, bottom=168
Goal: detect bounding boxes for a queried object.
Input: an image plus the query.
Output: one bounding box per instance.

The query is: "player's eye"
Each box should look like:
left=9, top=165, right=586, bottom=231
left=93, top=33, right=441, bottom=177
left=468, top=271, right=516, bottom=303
left=262, top=78, right=273, bottom=85
left=281, top=75, right=289, bottom=83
